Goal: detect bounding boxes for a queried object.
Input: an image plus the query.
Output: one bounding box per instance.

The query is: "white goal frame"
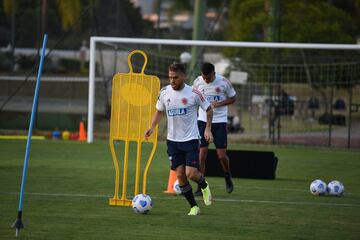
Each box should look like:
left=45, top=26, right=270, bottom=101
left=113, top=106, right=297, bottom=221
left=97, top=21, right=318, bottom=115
left=88, top=36, right=360, bottom=143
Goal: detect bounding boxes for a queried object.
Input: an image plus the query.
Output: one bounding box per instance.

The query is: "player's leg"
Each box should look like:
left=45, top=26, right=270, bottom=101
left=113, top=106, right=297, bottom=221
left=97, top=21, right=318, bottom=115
left=216, top=148, right=233, bottom=193
left=186, top=166, right=212, bottom=206
left=216, top=148, right=230, bottom=173
left=183, top=140, right=212, bottom=206
left=194, top=146, right=208, bottom=196
left=213, top=123, right=234, bottom=193
left=199, top=146, right=208, bottom=179
left=195, top=121, right=210, bottom=196
left=167, top=140, right=199, bottom=214
left=175, top=164, right=200, bottom=215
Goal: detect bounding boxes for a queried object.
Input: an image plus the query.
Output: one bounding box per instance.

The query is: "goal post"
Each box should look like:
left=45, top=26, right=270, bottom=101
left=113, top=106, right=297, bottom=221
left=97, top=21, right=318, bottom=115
left=88, top=36, right=360, bottom=144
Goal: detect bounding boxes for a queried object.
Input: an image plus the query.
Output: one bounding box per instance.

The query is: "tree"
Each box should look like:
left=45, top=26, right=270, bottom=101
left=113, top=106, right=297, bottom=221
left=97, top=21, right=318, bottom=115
left=56, top=0, right=82, bottom=31
left=225, top=0, right=360, bottom=114
left=225, top=0, right=360, bottom=75
left=281, top=1, right=354, bottom=44
left=227, top=0, right=271, bottom=42
left=227, top=0, right=359, bottom=44
left=0, top=0, right=153, bottom=49
left=94, top=0, right=152, bottom=37
left=3, top=0, right=13, bottom=17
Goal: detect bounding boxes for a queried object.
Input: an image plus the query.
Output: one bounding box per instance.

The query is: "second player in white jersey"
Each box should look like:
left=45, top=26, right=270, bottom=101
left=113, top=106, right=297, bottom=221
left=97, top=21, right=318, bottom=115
left=193, top=62, right=236, bottom=195
left=193, top=74, right=236, bottom=123
left=156, top=84, right=210, bottom=142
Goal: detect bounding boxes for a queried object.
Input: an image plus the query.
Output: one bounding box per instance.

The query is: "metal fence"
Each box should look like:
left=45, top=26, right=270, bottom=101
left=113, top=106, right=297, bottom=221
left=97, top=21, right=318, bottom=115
left=1, top=44, right=359, bottom=148
left=230, top=82, right=359, bottom=148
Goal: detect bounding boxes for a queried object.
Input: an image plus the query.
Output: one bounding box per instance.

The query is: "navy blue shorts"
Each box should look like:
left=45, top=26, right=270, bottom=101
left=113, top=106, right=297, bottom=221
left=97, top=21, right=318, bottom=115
left=167, top=139, right=200, bottom=170
left=198, top=120, right=227, bottom=148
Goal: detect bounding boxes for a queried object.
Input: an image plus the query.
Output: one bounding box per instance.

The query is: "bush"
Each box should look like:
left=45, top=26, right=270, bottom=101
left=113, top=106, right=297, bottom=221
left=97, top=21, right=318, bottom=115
left=318, top=113, right=346, bottom=126
left=0, top=52, right=12, bottom=71
left=17, top=54, right=36, bottom=70
left=59, top=58, right=81, bottom=72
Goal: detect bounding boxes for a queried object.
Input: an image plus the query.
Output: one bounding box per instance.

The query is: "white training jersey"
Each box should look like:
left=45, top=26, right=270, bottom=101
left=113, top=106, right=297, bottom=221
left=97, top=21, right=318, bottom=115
left=193, top=74, right=236, bottom=123
left=156, top=84, right=210, bottom=142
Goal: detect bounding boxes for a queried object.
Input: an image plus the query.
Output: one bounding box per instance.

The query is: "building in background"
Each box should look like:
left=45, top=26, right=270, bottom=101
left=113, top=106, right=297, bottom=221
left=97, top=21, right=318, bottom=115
left=131, top=0, right=227, bottom=39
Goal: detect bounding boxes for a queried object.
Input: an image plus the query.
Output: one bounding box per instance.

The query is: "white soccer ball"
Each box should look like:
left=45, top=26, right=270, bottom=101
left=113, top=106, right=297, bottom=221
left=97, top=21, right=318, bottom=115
left=173, top=179, right=182, bottom=195
left=180, top=52, right=192, bottom=64
left=310, top=179, right=327, bottom=196
left=327, top=180, right=344, bottom=196
left=132, top=194, right=152, bottom=214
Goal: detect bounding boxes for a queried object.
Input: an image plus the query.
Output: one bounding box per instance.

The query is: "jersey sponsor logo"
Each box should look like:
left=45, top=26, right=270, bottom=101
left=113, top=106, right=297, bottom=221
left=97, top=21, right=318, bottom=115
left=215, top=87, right=221, bottom=93
left=206, top=95, right=220, bottom=102
left=167, top=108, right=187, bottom=116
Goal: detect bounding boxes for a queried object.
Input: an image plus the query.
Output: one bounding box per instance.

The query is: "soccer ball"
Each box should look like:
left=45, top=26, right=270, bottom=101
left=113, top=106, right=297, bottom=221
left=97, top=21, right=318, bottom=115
left=173, top=179, right=182, bottom=195
left=132, top=194, right=152, bottom=214
left=310, top=179, right=327, bottom=196
left=327, top=180, right=344, bottom=196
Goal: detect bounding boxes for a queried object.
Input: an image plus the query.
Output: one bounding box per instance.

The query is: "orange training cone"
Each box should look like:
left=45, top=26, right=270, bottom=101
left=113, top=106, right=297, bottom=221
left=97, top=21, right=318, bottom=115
left=164, top=169, right=177, bottom=194
left=78, top=121, right=87, bottom=141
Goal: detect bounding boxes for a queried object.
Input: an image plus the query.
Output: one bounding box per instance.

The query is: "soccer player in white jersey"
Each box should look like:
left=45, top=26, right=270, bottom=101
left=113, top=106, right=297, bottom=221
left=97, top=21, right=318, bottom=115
left=145, top=63, right=213, bottom=216
left=193, top=62, right=236, bottom=195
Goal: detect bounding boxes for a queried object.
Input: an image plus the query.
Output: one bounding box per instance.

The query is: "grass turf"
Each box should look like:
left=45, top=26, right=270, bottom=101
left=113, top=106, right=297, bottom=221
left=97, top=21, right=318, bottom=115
left=0, top=140, right=359, bottom=239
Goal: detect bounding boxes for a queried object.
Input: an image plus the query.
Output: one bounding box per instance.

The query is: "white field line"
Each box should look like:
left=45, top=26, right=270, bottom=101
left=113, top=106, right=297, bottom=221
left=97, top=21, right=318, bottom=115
left=210, top=185, right=360, bottom=195
left=2, top=191, right=360, bottom=208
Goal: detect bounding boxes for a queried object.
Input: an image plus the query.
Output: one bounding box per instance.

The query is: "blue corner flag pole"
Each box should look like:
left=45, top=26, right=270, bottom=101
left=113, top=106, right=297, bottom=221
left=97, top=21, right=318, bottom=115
left=12, top=34, right=48, bottom=237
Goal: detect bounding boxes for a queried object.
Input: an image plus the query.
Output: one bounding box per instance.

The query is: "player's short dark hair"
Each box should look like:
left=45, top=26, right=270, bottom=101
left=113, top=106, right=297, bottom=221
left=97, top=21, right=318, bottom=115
left=201, top=62, right=215, bottom=75
left=169, top=63, right=186, bottom=74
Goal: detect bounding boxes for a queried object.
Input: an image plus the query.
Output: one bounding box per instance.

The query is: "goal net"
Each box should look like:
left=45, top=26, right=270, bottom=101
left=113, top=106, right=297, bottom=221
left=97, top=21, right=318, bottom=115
left=88, top=37, right=360, bottom=148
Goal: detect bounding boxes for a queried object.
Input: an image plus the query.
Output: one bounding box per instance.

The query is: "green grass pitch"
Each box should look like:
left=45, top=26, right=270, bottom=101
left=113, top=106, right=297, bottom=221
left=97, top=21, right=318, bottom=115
left=0, top=140, right=359, bottom=239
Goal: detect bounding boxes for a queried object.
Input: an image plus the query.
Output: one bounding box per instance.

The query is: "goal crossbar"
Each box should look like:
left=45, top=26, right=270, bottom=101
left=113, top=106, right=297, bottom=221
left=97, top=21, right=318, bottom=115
left=88, top=36, right=360, bottom=143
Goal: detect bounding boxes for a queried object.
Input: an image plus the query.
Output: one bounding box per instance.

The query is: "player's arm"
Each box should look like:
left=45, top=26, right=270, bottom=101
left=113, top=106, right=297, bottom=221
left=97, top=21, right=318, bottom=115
left=204, top=105, right=213, bottom=143
left=145, top=110, right=164, bottom=140
left=193, top=87, right=213, bottom=142
left=211, top=95, right=236, bottom=108
left=212, top=77, right=236, bottom=108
